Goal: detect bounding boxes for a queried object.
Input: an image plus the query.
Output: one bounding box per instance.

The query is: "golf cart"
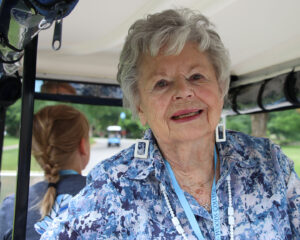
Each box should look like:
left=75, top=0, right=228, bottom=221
left=107, top=125, right=121, bottom=147
left=0, top=0, right=299, bottom=239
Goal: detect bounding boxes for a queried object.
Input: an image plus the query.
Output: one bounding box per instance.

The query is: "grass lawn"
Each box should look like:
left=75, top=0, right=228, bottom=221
left=2, top=140, right=299, bottom=176
left=281, top=145, right=300, bottom=176
left=90, top=137, right=95, bottom=145
left=2, top=149, right=42, bottom=171
left=4, top=137, right=94, bottom=147
left=3, top=136, right=19, bottom=147
left=2, top=137, right=95, bottom=171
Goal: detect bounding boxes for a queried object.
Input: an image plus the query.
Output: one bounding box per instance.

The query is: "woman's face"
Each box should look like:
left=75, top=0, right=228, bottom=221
left=137, top=42, right=224, bottom=144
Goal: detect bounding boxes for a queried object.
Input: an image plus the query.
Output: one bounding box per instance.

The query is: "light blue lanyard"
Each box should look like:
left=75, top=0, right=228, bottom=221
left=164, top=146, right=221, bottom=240
left=59, top=169, right=79, bottom=175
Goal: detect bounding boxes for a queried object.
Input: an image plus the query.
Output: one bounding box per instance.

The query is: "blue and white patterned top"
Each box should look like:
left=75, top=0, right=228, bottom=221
left=41, top=129, right=300, bottom=239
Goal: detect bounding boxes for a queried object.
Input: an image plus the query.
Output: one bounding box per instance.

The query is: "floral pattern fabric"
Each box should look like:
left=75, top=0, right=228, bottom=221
left=41, top=129, right=300, bottom=240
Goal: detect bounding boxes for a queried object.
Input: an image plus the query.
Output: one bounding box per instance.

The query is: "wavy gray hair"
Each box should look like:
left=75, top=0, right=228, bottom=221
left=117, top=8, right=231, bottom=117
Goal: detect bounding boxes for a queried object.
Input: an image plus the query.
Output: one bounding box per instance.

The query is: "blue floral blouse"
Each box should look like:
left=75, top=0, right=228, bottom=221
left=41, top=129, right=300, bottom=239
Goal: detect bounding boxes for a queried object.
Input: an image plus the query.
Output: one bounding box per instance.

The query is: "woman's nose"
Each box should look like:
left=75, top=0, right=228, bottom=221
left=172, top=78, right=194, bottom=100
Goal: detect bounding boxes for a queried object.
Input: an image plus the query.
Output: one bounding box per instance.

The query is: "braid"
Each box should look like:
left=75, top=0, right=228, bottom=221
left=40, top=164, right=60, bottom=218
left=32, top=104, right=89, bottom=218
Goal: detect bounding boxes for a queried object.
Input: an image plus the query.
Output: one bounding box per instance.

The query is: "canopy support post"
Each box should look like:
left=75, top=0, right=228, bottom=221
left=0, top=106, right=6, bottom=181
left=12, top=36, right=37, bottom=240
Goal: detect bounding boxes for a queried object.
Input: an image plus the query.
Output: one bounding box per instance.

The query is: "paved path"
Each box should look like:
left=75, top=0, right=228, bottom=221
left=1, top=139, right=137, bottom=201
left=83, top=138, right=136, bottom=175
left=3, top=144, right=18, bottom=151
left=2, top=138, right=136, bottom=176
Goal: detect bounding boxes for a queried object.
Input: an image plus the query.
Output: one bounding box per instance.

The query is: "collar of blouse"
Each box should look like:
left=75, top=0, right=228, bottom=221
left=125, top=129, right=259, bottom=188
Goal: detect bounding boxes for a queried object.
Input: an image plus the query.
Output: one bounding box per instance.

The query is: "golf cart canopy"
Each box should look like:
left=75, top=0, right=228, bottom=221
left=33, top=0, right=300, bottom=85
left=4, top=0, right=298, bottom=114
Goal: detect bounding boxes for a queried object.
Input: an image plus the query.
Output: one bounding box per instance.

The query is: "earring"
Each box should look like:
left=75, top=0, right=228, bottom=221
left=216, top=116, right=226, bottom=142
left=134, top=139, right=149, bottom=159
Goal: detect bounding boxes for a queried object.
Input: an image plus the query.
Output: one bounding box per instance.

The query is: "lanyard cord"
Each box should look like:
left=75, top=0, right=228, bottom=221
left=59, top=169, right=79, bottom=175
left=163, top=146, right=221, bottom=240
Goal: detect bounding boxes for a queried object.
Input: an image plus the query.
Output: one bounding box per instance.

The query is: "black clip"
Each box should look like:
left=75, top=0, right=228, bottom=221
left=52, top=19, right=62, bottom=50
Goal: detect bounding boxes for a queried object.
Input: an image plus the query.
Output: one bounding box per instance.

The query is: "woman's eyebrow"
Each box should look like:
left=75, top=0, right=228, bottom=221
left=188, top=64, right=206, bottom=72
left=148, top=71, right=168, bottom=80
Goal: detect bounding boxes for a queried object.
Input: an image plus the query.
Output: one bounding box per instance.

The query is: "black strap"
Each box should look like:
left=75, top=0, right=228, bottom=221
left=0, top=32, right=24, bottom=64
left=284, top=69, right=299, bottom=104
left=0, top=54, right=23, bottom=64
left=48, top=182, right=58, bottom=188
left=0, top=33, right=23, bottom=52
left=28, top=0, right=74, bottom=11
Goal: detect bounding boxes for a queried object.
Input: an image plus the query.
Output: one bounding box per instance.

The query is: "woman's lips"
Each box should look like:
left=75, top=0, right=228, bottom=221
left=171, top=109, right=203, bottom=121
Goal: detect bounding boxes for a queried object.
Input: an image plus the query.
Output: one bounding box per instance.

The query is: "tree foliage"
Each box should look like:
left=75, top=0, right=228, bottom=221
left=226, top=109, right=300, bottom=144
left=118, top=111, right=147, bottom=138
left=226, top=114, right=251, bottom=134
left=4, top=99, right=146, bottom=138
left=5, top=100, right=21, bottom=136
left=4, top=98, right=300, bottom=143
left=268, top=110, right=300, bottom=143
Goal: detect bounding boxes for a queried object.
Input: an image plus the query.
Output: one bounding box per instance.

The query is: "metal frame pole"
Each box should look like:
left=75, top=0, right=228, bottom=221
left=0, top=106, right=6, bottom=168
left=12, top=36, right=37, bottom=240
left=0, top=106, right=6, bottom=193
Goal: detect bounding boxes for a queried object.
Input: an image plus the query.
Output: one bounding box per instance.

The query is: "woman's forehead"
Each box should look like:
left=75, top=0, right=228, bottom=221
left=138, top=43, right=215, bottom=78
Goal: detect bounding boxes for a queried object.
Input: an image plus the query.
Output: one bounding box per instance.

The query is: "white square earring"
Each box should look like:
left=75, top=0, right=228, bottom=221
left=216, top=116, right=226, bottom=142
left=134, top=139, right=149, bottom=159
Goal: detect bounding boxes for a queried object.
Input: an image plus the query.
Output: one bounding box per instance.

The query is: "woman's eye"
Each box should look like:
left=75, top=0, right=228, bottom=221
left=154, top=80, right=168, bottom=89
left=189, top=74, right=204, bottom=81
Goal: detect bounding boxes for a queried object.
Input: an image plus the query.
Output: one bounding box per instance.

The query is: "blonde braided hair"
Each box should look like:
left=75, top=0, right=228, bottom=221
left=32, top=104, right=89, bottom=218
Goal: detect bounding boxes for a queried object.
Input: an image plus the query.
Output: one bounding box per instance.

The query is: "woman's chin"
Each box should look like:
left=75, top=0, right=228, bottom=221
left=165, top=121, right=213, bottom=142
left=166, top=129, right=213, bottom=145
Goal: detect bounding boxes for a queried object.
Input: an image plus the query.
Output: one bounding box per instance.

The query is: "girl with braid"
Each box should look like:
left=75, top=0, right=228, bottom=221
left=0, top=104, right=90, bottom=240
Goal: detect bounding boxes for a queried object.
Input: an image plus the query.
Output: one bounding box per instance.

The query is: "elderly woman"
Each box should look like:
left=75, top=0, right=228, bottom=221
left=41, top=9, right=300, bottom=239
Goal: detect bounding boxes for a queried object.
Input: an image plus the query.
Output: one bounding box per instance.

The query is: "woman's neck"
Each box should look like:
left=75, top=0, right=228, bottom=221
left=62, top=152, right=83, bottom=175
left=158, top=134, right=218, bottom=208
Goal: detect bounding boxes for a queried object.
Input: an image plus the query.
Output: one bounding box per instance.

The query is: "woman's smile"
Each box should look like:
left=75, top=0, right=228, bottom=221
left=171, top=109, right=203, bottom=122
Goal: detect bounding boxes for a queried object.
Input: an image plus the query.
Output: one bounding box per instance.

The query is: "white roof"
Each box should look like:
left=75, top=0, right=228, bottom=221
left=107, top=126, right=122, bottom=131
left=34, top=0, right=300, bottom=84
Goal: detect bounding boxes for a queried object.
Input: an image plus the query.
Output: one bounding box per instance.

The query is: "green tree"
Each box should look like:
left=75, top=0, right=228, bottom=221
left=226, top=114, right=251, bottom=134
left=32, top=101, right=123, bottom=136
left=5, top=99, right=21, bottom=137
left=33, top=100, right=145, bottom=138
left=34, top=100, right=57, bottom=112
left=268, top=109, right=300, bottom=144
left=118, top=110, right=147, bottom=138
left=76, top=105, right=125, bottom=136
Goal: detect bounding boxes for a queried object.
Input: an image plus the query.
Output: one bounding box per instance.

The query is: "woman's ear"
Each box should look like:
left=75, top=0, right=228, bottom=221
left=137, top=105, right=147, bottom=126
left=79, top=138, right=90, bottom=170
left=79, top=138, right=88, bottom=156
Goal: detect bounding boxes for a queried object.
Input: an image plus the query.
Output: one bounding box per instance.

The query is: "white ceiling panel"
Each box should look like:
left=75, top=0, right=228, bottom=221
left=34, top=0, right=300, bottom=84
